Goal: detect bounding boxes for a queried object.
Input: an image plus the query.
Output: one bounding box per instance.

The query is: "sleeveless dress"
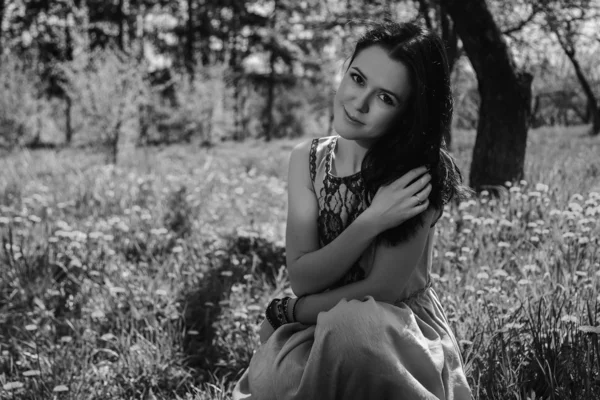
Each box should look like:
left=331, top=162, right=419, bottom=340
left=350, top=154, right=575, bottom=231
left=232, top=135, right=472, bottom=400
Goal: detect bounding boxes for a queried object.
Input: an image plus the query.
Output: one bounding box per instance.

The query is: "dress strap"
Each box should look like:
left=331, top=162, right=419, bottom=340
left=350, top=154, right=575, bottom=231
left=309, top=138, right=319, bottom=182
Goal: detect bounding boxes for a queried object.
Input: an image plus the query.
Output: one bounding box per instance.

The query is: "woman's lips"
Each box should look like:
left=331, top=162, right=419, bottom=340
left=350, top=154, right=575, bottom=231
left=343, top=107, right=364, bottom=125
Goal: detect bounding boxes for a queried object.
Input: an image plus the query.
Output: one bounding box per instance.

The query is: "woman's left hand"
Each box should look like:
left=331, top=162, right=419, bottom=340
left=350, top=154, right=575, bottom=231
left=258, top=318, right=275, bottom=344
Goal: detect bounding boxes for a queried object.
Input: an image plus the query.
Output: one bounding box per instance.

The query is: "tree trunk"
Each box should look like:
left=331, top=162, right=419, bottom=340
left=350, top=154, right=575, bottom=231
left=441, top=0, right=533, bottom=192
left=558, top=40, right=600, bottom=135
left=185, top=0, right=195, bottom=82
left=117, top=0, right=125, bottom=51
left=0, top=0, right=4, bottom=61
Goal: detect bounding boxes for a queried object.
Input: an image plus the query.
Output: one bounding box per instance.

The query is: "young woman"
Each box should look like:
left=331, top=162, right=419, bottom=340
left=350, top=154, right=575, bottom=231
left=233, top=21, right=472, bottom=400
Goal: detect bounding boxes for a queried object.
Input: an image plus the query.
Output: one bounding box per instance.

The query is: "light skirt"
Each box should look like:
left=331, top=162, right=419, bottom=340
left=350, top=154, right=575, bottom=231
left=232, top=288, right=472, bottom=400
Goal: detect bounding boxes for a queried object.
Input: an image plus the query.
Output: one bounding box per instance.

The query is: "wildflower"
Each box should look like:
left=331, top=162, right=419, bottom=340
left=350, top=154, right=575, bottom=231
left=571, top=193, right=584, bottom=202
left=530, top=236, right=540, bottom=243
left=499, top=219, right=513, bottom=228
left=498, top=242, right=510, bottom=248
left=493, top=269, right=509, bottom=278
left=549, top=209, right=561, bottom=217
left=535, top=183, right=549, bottom=192
left=23, top=370, right=41, bottom=377
left=509, top=186, right=520, bottom=193
left=462, top=214, right=474, bottom=221
left=523, top=264, right=538, bottom=273
left=52, top=385, right=69, bottom=393
left=568, top=203, right=583, bottom=213
left=526, top=222, right=537, bottom=229
left=560, top=315, right=578, bottom=324
left=528, top=191, right=541, bottom=198
left=578, top=237, right=590, bottom=245
left=444, top=251, right=456, bottom=259
left=541, top=229, right=550, bottom=235
left=461, top=228, right=472, bottom=235
left=172, top=246, right=183, bottom=253
left=504, top=181, right=512, bottom=187
left=483, top=218, right=495, bottom=226
left=589, top=191, right=600, bottom=200
left=458, top=256, right=468, bottom=263
left=480, top=190, right=489, bottom=196
left=562, top=232, right=575, bottom=240
left=461, top=246, right=471, bottom=253
left=519, top=180, right=528, bottom=186
left=476, top=272, right=489, bottom=280
left=517, top=278, right=531, bottom=285
left=578, top=325, right=600, bottom=334
left=28, top=215, right=41, bottom=223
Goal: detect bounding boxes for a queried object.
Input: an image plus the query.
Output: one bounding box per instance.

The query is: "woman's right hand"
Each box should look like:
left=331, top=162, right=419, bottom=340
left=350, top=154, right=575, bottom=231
left=365, top=166, right=432, bottom=233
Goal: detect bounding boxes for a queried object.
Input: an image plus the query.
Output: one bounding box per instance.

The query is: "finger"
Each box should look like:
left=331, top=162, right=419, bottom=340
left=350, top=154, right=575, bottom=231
left=406, top=183, right=432, bottom=207
left=404, top=174, right=432, bottom=197
left=394, top=166, right=429, bottom=188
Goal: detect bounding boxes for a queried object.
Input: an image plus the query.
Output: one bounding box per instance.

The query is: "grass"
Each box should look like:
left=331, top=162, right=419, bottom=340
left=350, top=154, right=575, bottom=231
left=0, top=125, right=599, bottom=399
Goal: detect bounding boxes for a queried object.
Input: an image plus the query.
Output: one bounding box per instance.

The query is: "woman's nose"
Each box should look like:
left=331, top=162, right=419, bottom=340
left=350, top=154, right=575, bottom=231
left=351, top=91, right=369, bottom=114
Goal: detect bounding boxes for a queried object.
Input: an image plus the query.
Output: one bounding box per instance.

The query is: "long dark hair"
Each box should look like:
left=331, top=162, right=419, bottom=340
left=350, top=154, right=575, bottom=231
left=347, top=21, right=471, bottom=245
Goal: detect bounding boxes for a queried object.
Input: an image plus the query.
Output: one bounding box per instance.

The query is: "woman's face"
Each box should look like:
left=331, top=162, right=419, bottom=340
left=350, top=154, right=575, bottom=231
left=333, top=45, right=412, bottom=144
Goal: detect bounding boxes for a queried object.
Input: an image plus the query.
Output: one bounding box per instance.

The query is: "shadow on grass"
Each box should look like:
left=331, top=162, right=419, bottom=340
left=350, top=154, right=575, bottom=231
left=179, top=231, right=285, bottom=380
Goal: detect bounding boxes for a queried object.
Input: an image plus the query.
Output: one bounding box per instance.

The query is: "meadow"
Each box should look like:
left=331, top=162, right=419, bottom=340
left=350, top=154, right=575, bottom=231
left=0, top=125, right=599, bottom=399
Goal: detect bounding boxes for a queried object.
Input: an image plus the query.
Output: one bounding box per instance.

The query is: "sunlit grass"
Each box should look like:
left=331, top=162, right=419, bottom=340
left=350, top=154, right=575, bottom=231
left=0, top=126, right=599, bottom=399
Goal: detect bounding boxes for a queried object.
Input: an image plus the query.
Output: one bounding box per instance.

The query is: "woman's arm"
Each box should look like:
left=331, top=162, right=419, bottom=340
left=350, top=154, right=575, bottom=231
left=285, top=140, right=381, bottom=297
left=292, top=207, right=436, bottom=325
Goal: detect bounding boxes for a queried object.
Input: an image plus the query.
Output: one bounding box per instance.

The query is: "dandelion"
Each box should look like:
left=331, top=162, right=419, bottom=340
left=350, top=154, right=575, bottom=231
left=560, top=315, right=578, bottom=324
left=571, top=193, right=584, bottom=202
left=523, top=264, right=538, bottom=273
left=493, top=269, right=509, bottom=278
left=578, top=325, right=600, bottom=334
left=562, top=232, right=575, bottom=240
left=3, top=382, right=24, bottom=390
left=476, top=272, right=489, bottom=280
left=578, top=237, right=590, bottom=245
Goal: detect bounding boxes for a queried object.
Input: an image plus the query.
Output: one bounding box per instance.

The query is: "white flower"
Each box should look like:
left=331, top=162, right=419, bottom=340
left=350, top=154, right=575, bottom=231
left=568, top=203, right=583, bottom=213
left=535, top=183, right=549, bottom=192
left=528, top=191, right=541, bottom=198
left=444, top=251, right=456, bottom=259
left=562, top=232, right=575, bottom=240
left=571, top=194, right=584, bottom=202
left=498, top=241, right=510, bottom=248
left=530, top=236, right=540, bottom=243
left=578, top=237, right=590, bottom=245
left=520, top=180, right=528, bottom=186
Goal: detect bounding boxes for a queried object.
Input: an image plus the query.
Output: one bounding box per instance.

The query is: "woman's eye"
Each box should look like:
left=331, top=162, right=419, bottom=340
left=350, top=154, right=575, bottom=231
left=350, top=73, right=364, bottom=85
left=379, top=94, right=394, bottom=106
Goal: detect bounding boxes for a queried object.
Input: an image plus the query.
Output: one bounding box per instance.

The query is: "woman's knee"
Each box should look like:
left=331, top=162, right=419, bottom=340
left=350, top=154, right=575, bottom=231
left=317, top=296, right=384, bottom=345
